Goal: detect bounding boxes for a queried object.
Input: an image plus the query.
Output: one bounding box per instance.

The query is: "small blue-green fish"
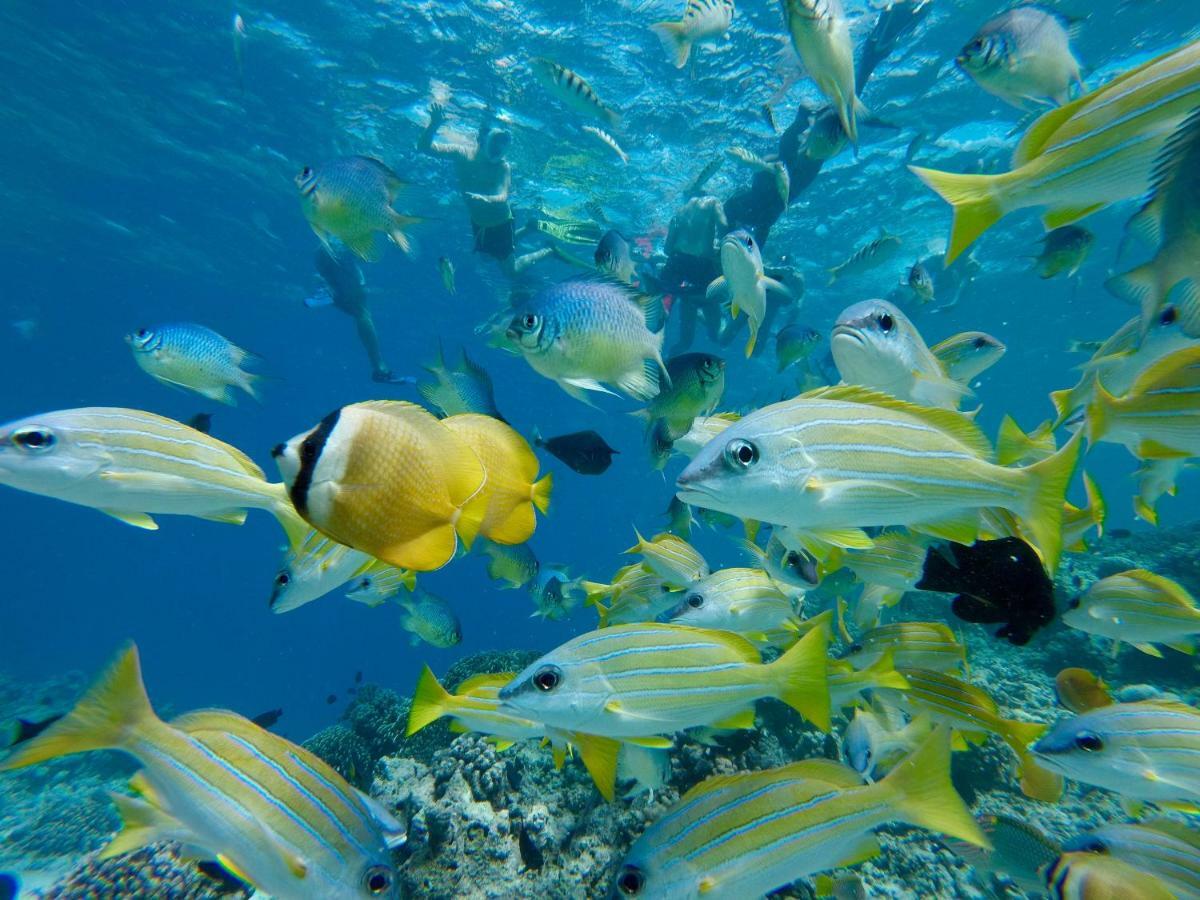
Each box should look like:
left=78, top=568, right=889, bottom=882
left=507, top=278, right=667, bottom=402
left=1064, top=820, right=1200, bottom=898
left=418, top=343, right=503, bottom=419
left=296, top=156, right=421, bottom=261
left=946, top=814, right=1062, bottom=895
left=1033, top=701, right=1200, bottom=805
left=480, top=539, right=540, bottom=590
left=529, top=564, right=584, bottom=621
left=126, top=323, right=263, bottom=406
left=663, top=496, right=697, bottom=540
left=1034, top=226, right=1094, bottom=279
left=438, top=257, right=456, bottom=295
left=775, top=323, right=822, bottom=373
left=612, top=730, right=984, bottom=898
left=637, top=353, right=726, bottom=445
left=398, top=588, right=462, bottom=648
left=906, top=260, right=935, bottom=304
left=0, top=645, right=404, bottom=899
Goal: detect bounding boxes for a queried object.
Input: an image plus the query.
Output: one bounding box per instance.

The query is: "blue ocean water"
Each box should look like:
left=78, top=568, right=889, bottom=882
left=2, top=0, right=1200, bottom=895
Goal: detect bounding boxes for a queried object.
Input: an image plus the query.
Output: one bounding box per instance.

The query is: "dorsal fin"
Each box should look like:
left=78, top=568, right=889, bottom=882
left=800, top=384, right=993, bottom=458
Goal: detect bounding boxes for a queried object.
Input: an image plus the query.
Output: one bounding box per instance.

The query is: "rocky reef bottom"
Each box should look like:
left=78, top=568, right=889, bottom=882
left=3, top=524, right=1200, bottom=898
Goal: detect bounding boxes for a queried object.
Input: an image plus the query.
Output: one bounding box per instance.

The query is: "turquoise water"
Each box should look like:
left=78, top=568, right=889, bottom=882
left=1, top=1, right=1199, bottom=897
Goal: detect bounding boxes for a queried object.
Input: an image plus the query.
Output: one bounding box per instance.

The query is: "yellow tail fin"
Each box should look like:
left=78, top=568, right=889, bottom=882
left=532, top=473, right=553, bottom=515
left=407, top=665, right=452, bottom=736
left=0, top=644, right=154, bottom=771
left=908, top=166, right=1005, bottom=266
left=859, top=649, right=911, bottom=693
left=1017, top=430, right=1082, bottom=573
left=769, top=626, right=831, bottom=732
left=881, top=728, right=989, bottom=848
left=573, top=733, right=621, bottom=802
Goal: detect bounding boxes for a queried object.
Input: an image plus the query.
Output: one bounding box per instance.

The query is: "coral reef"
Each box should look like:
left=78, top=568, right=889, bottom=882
left=40, top=846, right=251, bottom=899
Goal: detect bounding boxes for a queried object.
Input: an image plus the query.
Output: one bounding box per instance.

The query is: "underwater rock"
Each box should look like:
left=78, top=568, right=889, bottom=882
left=301, top=722, right=375, bottom=791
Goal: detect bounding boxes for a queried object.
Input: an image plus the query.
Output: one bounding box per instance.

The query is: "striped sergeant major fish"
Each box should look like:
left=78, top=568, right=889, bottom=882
left=611, top=730, right=986, bottom=899
left=0, top=644, right=404, bottom=900
left=530, top=57, right=620, bottom=127
left=676, top=385, right=1081, bottom=573
left=911, top=38, right=1200, bottom=265
left=499, top=622, right=832, bottom=739
left=0, top=407, right=301, bottom=534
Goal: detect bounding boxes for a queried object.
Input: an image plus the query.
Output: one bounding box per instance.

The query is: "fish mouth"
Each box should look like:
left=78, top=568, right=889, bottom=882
left=831, top=324, right=865, bottom=345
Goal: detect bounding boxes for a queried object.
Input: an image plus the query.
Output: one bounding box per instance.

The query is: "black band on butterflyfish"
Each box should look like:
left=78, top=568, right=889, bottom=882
left=290, top=408, right=341, bottom=515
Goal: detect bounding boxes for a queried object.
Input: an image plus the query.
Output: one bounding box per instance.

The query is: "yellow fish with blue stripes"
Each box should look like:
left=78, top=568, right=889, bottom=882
left=912, top=39, right=1200, bottom=264
left=0, top=644, right=404, bottom=900
left=676, top=385, right=1080, bottom=571
left=611, top=729, right=985, bottom=899
left=499, top=622, right=831, bottom=736
left=0, top=407, right=299, bottom=533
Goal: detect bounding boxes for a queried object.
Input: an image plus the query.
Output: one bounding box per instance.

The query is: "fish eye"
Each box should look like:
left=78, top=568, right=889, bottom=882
left=968, top=38, right=983, bottom=53
left=876, top=313, right=894, bottom=333
left=1067, top=596, right=1080, bottom=610
left=13, top=428, right=56, bottom=452
left=300, top=166, right=313, bottom=178
left=522, top=313, right=538, bottom=329
left=1073, top=837, right=1108, bottom=854
left=686, top=593, right=704, bottom=609
left=616, top=865, right=645, bottom=896
left=533, top=665, right=562, bottom=692
left=848, top=643, right=862, bottom=653
left=1074, top=731, right=1104, bottom=752
left=274, top=572, right=291, bottom=587
left=1161, top=306, right=1179, bottom=325
left=136, top=328, right=148, bottom=338
left=363, top=865, right=394, bottom=895
left=972, top=336, right=989, bottom=349
left=745, top=235, right=755, bottom=248
left=724, top=439, right=759, bottom=469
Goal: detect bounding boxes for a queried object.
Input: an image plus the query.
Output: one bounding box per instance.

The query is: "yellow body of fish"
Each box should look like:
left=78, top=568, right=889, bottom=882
left=443, top=414, right=551, bottom=546
left=912, top=39, right=1200, bottom=264
left=278, top=401, right=487, bottom=571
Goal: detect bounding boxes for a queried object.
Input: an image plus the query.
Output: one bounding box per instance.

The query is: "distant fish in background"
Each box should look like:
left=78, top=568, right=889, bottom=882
left=905, top=259, right=935, bottom=304
left=1054, top=667, right=1113, bottom=713
left=957, top=6, right=1082, bottom=109
left=185, top=412, right=213, bottom=434
left=529, top=58, right=620, bottom=127
left=529, top=564, right=584, bottom=621
left=345, top=565, right=416, bottom=608
left=419, top=343, right=505, bottom=420
left=1033, top=225, right=1094, bottom=279
left=126, top=323, right=264, bottom=406
left=438, top=256, right=456, bottom=295
left=946, top=813, right=1062, bottom=895
left=827, top=230, right=902, bottom=285
left=595, top=230, right=637, bottom=284
left=10, top=319, right=37, bottom=341
left=232, top=12, right=246, bottom=94
left=707, top=229, right=791, bottom=357
left=930, top=332, right=1006, bottom=385
left=533, top=428, right=619, bottom=475
left=1, top=714, right=64, bottom=748
left=249, top=708, right=283, bottom=730
left=398, top=588, right=462, bottom=648
left=480, top=539, right=540, bottom=590
left=650, top=0, right=735, bottom=69
left=775, top=322, right=822, bottom=373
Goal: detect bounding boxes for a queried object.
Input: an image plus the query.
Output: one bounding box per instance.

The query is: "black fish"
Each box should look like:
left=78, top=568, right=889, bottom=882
left=186, top=412, right=213, bottom=434
left=355, top=670, right=363, bottom=684
left=0, top=873, right=18, bottom=900
left=3, top=714, right=63, bottom=747
left=917, top=537, right=1055, bottom=646
left=250, top=708, right=283, bottom=730
left=518, top=825, right=545, bottom=870
left=533, top=429, right=618, bottom=475
left=325, top=694, right=337, bottom=705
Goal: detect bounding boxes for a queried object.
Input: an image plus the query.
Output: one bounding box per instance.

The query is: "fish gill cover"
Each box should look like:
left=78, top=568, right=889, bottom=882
left=0, top=0, right=1199, bottom=898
